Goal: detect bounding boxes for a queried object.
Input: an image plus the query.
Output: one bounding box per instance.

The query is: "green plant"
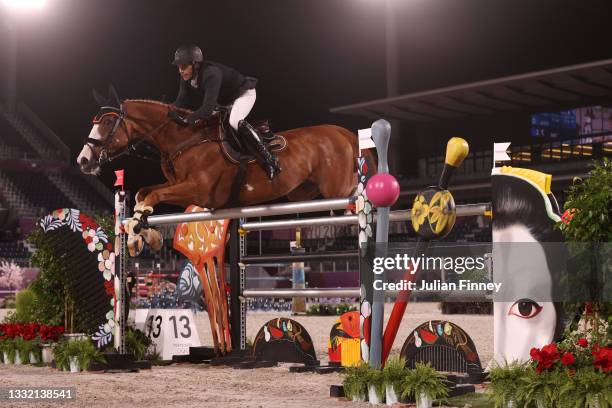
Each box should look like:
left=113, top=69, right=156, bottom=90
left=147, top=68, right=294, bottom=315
left=342, top=362, right=370, bottom=400
left=306, top=303, right=357, bottom=316
left=383, top=356, right=408, bottom=392
left=559, top=368, right=612, bottom=408
left=15, top=337, right=41, bottom=363
left=557, top=158, right=612, bottom=340
left=400, top=363, right=449, bottom=401
left=0, top=338, right=16, bottom=363
left=517, top=365, right=567, bottom=408
left=15, top=289, right=38, bottom=322
left=488, top=361, right=528, bottom=408
left=125, top=327, right=152, bottom=360
left=53, top=339, right=105, bottom=371
left=558, top=158, right=611, bottom=243
left=52, top=340, right=69, bottom=370
left=366, top=365, right=385, bottom=401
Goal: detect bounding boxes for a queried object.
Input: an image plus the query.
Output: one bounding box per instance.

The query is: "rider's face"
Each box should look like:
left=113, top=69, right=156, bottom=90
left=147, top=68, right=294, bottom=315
left=178, top=64, right=193, bottom=81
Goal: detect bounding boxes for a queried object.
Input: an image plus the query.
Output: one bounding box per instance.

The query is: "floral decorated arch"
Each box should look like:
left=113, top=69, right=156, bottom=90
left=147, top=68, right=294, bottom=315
left=40, top=208, right=116, bottom=347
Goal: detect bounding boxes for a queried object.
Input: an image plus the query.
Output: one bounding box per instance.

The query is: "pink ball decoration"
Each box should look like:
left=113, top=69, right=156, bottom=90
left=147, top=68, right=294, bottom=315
left=365, top=173, right=400, bottom=207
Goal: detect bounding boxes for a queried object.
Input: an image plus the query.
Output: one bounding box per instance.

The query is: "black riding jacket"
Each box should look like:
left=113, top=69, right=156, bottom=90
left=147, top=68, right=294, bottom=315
left=173, top=61, right=257, bottom=119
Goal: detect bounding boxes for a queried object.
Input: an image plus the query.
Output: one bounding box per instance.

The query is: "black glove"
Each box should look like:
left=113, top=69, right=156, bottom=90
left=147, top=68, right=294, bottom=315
left=168, top=110, right=189, bottom=126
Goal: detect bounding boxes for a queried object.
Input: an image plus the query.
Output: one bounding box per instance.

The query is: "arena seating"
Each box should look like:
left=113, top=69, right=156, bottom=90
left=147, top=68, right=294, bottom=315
left=0, top=115, right=38, bottom=158
left=2, top=170, right=77, bottom=215
left=59, top=172, right=113, bottom=213
left=0, top=241, right=30, bottom=260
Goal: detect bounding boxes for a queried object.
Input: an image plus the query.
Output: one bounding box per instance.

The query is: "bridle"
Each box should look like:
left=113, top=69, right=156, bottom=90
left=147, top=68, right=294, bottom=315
left=85, top=105, right=169, bottom=166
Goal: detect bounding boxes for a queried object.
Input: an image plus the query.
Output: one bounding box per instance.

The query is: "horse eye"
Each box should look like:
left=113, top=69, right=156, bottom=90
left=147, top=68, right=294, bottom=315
left=508, top=299, right=543, bottom=319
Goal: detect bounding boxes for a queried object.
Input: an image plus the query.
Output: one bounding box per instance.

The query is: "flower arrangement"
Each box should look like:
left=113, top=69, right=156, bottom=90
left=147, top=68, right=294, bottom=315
left=0, top=323, right=65, bottom=364
left=491, top=338, right=611, bottom=407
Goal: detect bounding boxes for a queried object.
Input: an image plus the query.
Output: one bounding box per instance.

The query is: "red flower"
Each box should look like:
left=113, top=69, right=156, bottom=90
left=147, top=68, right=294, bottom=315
left=577, top=338, right=588, bottom=347
left=561, top=352, right=575, bottom=366
left=362, top=162, right=369, bottom=174
left=530, top=343, right=560, bottom=373
left=592, top=346, right=612, bottom=373
left=107, top=242, right=114, bottom=251
left=104, top=280, right=115, bottom=297
left=561, top=208, right=576, bottom=225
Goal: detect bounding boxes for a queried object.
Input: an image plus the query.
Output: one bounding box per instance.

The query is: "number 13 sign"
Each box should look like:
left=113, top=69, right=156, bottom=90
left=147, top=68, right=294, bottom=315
left=144, top=309, right=201, bottom=360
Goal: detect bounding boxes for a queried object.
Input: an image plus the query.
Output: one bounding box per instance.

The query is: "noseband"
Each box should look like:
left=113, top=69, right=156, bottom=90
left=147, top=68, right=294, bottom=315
left=85, top=106, right=132, bottom=165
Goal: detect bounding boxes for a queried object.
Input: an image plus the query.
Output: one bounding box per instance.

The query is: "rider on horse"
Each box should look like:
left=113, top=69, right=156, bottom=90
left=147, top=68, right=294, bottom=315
left=171, top=44, right=281, bottom=180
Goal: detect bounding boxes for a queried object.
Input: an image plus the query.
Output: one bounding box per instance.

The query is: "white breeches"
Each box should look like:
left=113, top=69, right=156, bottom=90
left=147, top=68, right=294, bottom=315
left=229, top=88, right=256, bottom=130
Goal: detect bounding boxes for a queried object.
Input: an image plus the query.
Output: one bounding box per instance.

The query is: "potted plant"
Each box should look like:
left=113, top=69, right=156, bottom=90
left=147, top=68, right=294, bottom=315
left=52, top=340, right=69, bottom=371
left=400, top=363, right=448, bottom=408
left=13, top=337, right=29, bottom=364
left=488, top=361, right=528, bottom=408
left=366, top=366, right=385, bottom=405
left=16, top=337, right=41, bottom=364
left=342, top=362, right=370, bottom=402
left=65, top=338, right=105, bottom=372
left=559, top=368, right=610, bottom=408
left=125, top=327, right=152, bottom=360
left=518, top=365, right=566, bottom=408
left=382, top=357, right=408, bottom=405
left=39, top=325, right=65, bottom=364
left=52, top=338, right=105, bottom=372
left=0, top=338, right=16, bottom=364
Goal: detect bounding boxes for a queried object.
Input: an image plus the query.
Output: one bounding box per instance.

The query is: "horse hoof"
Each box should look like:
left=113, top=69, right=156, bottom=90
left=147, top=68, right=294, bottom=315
left=127, top=234, right=144, bottom=257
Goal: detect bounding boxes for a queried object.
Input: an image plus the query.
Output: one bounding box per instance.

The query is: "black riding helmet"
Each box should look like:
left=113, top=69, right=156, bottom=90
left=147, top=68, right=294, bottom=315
left=172, top=45, right=204, bottom=65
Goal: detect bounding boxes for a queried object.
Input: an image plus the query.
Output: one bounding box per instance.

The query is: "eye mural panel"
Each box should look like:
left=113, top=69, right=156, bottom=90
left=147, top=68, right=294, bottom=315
left=491, top=166, right=567, bottom=365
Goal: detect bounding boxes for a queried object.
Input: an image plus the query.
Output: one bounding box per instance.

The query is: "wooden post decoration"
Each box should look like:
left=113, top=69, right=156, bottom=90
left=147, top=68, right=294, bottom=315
left=364, top=119, right=400, bottom=368
left=356, top=128, right=377, bottom=363
left=113, top=188, right=128, bottom=354
left=381, top=137, right=469, bottom=365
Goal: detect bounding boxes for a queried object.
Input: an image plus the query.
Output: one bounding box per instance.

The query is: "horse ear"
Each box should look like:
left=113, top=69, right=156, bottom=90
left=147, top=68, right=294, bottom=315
left=108, top=84, right=121, bottom=107
left=92, top=88, right=108, bottom=107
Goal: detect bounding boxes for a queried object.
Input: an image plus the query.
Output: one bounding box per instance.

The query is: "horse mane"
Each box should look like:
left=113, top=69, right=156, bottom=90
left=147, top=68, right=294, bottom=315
left=123, top=99, right=170, bottom=107
left=123, top=99, right=192, bottom=114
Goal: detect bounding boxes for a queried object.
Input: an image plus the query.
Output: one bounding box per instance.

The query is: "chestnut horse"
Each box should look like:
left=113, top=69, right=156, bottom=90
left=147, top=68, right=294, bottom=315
left=77, top=91, right=367, bottom=252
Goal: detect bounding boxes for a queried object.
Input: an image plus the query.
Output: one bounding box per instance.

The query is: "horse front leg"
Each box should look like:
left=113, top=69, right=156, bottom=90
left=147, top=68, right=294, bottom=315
left=135, top=182, right=169, bottom=204
left=126, top=181, right=200, bottom=256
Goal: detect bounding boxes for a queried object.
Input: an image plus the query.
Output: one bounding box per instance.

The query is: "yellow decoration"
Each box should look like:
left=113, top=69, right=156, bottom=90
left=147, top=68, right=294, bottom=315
left=445, top=137, right=470, bottom=168
left=428, top=191, right=454, bottom=235
left=340, top=339, right=361, bottom=367
left=500, top=166, right=552, bottom=194
left=411, top=195, right=429, bottom=232
left=238, top=227, right=248, bottom=237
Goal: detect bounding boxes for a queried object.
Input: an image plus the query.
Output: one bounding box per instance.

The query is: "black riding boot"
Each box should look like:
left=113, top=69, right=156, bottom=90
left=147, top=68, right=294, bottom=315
left=238, top=120, right=281, bottom=180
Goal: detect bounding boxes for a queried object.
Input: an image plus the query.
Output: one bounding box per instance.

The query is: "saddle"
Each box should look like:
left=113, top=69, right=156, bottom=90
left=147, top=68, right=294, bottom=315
left=220, top=119, right=287, bottom=165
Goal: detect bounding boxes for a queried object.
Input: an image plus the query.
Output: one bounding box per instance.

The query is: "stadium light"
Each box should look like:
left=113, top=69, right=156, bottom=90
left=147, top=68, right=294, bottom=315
left=2, top=0, right=46, bottom=10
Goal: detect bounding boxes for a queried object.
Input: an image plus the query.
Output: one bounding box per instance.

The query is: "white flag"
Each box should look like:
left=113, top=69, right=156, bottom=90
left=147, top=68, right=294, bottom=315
left=358, top=128, right=375, bottom=152
left=493, top=142, right=511, bottom=166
